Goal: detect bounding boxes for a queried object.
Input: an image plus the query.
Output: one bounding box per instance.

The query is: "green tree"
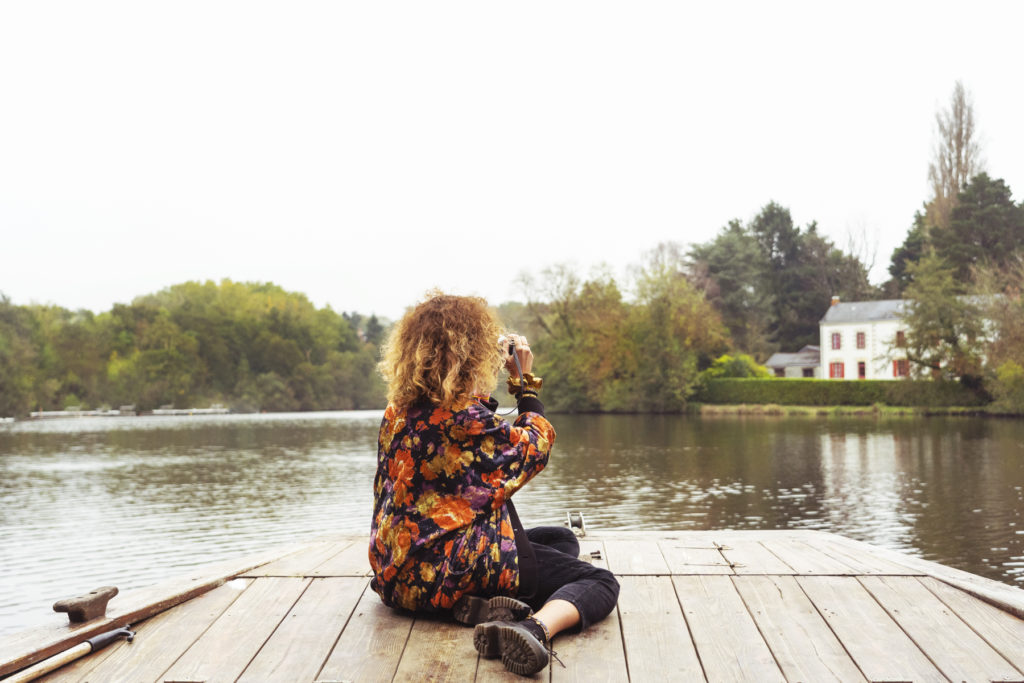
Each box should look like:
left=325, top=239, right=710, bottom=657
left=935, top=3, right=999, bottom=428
left=631, top=246, right=730, bottom=410
left=888, top=212, right=928, bottom=294
left=699, top=353, right=771, bottom=380
left=902, top=256, right=986, bottom=390
left=932, top=174, right=1024, bottom=283
left=691, top=203, right=874, bottom=354
left=0, top=294, right=39, bottom=416
left=689, top=223, right=774, bottom=360
left=975, top=257, right=1024, bottom=410
left=529, top=266, right=634, bottom=411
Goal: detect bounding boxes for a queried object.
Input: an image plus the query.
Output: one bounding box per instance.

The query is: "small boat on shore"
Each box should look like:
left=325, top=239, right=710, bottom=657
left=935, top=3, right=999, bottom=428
left=2, top=529, right=1023, bottom=681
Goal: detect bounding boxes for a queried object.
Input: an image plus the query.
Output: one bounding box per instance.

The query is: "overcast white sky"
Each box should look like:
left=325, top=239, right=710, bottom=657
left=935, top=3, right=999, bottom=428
left=2, top=1, right=1022, bottom=320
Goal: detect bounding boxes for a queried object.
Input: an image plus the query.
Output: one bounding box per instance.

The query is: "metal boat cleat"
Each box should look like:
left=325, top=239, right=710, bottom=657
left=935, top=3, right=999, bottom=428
left=566, top=511, right=587, bottom=537
left=53, top=586, right=119, bottom=623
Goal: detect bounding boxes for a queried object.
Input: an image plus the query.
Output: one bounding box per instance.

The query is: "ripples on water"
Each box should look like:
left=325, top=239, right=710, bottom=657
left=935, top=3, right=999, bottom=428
left=2, top=411, right=1023, bottom=636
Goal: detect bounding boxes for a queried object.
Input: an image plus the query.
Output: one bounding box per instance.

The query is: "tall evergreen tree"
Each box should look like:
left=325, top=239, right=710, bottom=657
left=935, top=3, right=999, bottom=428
left=933, top=173, right=1024, bottom=282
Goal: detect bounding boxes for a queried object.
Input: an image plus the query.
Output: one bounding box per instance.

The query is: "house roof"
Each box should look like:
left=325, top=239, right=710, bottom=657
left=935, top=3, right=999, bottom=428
left=820, top=299, right=908, bottom=324
left=766, top=346, right=820, bottom=368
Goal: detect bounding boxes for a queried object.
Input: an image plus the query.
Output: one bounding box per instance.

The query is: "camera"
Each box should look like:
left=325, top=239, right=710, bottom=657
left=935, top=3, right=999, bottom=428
left=498, top=335, right=516, bottom=357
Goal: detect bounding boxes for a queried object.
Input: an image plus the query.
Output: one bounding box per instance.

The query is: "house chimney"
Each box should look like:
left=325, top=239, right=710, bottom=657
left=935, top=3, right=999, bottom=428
left=830, top=295, right=840, bottom=306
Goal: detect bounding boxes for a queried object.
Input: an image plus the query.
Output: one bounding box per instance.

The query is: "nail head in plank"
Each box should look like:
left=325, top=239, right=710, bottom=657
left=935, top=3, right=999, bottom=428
left=672, top=575, right=785, bottom=683
left=317, top=590, right=413, bottom=683
left=858, top=575, right=1024, bottom=682
left=160, top=576, right=311, bottom=683
left=238, top=577, right=367, bottom=682
left=616, top=575, right=704, bottom=681
left=603, top=539, right=670, bottom=575
left=797, top=575, right=946, bottom=682
left=733, top=575, right=866, bottom=682
left=390, top=616, right=478, bottom=682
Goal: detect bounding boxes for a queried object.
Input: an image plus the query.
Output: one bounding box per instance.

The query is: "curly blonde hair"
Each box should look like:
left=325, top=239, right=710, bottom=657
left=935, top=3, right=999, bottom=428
left=379, top=292, right=505, bottom=410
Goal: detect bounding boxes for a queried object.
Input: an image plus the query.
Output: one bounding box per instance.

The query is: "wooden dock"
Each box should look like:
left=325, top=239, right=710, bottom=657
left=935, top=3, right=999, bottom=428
left=3, top=530, right=1024, bottom=682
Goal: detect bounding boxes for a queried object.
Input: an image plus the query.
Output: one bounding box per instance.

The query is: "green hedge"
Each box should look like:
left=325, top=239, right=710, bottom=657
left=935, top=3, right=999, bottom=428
left=695, top=378, right=989, bottom=407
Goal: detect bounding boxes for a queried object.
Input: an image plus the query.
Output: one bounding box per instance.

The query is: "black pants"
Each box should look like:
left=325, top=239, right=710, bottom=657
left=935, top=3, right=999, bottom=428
left=520, top=526, right=620, bottom=631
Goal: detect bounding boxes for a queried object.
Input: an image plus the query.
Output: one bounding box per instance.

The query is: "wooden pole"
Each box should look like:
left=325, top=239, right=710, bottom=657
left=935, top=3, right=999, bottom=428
left=4, top=642, right=91, bottom=683
left=4, top=627, right=134, bottom=683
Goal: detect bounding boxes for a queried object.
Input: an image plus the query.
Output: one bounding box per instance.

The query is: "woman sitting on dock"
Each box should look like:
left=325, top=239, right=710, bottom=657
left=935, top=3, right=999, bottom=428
left=369, top=293, right=620, bottom=676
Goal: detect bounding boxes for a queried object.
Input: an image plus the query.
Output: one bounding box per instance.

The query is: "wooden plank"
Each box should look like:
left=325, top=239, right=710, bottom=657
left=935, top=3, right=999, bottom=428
left=825, top=532, right=1024, bottom=619
left=242, top=539, right=354, bottom=577
left=238, top=578, right=366, bottom=682
left=759, top=539, right=858, bottom=575
left=814, top=538, right=923, bottom=575
left=550, top=605, right=629, bottom=683
left=41, top=580, right=251, bottom=683
left=161, top=576, right=310, bottom=683
left=660, top=541, right=732, bottom=575
left=316, top=590, right=413, bottom=683
left=310, top=541, right=371, bottom=577
left=858, top=575, right=1024, bottom=682
left=672, top=575, right=785, bottom=683
left=616, top=575, right=704, bottom=681
left=923, top=576, right=1024, bottom=669
left=797, top=575, right=946, bottom=682
left=921, top=576, right=1024, bottom=673
left=733, top=575, right=866, bottom=682
left=603, top=539, right=670, bottom=575
left=0, top=540, right=310, bottom=678
left=719, top=540, right=796, bottom=575
left=390, top=616, right=479, bottom=682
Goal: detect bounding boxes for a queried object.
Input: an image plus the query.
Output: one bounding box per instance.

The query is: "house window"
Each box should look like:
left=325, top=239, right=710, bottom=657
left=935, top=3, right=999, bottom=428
left=831, top=332, right=841, bottom=350
left=856, top=332, right=866, bottom=349
left=829, top=362, right=844, bottom=379
left=774, top=368, right=785, bottom=378
left=802, top=368, right=814, bottom=378
left=858, top=361, right=866, bottom=379
left=893, top=359, right=909, bottom=377
left=896, top=330, right=906, bottom=347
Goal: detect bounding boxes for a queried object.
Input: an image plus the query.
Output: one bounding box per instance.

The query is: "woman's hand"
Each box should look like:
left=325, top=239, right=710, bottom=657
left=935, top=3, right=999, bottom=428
left=504, top=334, right=533, bottom=375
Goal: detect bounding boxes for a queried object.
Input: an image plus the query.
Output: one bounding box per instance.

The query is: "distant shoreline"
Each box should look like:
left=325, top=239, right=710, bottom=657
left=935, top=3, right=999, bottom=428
left=695, top=403, right=1008, bottom=418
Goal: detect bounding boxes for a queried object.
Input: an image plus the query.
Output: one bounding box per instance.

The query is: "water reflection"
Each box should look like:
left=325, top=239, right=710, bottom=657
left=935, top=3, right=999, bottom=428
left=1, top=411, right=1023, bottom=637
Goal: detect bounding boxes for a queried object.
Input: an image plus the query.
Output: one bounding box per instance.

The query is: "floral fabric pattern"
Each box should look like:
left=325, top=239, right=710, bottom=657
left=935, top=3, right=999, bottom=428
left=369, top=396, right=555, bottom=613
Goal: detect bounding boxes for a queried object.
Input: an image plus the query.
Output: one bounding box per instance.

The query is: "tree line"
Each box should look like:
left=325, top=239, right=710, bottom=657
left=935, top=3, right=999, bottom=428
left=2, top=82, right=1022, bottom=416
left=0, top=280, right=386, bottom=417
left=503, top=82, right=1024, bottom=412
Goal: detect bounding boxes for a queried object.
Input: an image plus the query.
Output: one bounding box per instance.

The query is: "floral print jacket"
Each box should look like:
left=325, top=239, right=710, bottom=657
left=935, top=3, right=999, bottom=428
left=369, top=396, right=555, bottom=613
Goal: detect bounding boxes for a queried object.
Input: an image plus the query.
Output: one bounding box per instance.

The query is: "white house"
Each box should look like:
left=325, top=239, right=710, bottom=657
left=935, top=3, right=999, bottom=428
left=819, top=297, right=911, bottom=380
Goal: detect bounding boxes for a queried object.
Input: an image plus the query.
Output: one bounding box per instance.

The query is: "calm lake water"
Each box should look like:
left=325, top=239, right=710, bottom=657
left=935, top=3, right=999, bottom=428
left=2, top=410, right=1023, bottom=636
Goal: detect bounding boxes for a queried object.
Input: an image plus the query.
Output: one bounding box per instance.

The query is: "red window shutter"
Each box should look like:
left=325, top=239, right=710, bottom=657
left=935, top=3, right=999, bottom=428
left=893, top=360, right=898, bottom=377
left=831, top=333, right=841, bottom=350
